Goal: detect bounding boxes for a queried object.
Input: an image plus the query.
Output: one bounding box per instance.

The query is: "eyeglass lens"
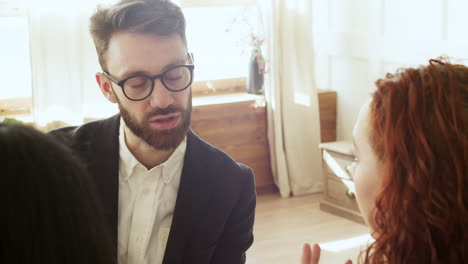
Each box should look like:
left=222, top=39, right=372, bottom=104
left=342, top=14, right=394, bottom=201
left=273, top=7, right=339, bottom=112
left=123, top=66, right=191, bottom=100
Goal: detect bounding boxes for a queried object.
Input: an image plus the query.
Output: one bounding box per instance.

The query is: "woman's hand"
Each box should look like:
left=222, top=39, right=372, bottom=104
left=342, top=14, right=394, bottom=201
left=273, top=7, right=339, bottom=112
left=301, top=243, right=321, bottom=264
left=301, top=243, right=353, bottom=264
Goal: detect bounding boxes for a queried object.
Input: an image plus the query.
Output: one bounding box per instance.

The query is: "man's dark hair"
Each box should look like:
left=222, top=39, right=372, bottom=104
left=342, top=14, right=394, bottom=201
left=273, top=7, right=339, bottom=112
left=89, top=0, right=187, bottom=71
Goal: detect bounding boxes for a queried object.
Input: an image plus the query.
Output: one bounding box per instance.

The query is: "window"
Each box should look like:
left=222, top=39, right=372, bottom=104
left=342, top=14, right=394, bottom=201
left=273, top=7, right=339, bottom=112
left=181, top=0, right=261, bottom=95
left=0, top=0, right=262, bottom=122
left=0, top=9, right=32, bottom=117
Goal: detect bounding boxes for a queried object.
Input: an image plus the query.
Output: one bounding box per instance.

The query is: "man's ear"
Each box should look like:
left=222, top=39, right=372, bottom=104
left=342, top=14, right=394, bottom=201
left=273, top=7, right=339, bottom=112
left=96, top=73, right=118, bottom=103
left=189, top=52, right=194, bottom=64
left=188, top=53, right=195, bottom=80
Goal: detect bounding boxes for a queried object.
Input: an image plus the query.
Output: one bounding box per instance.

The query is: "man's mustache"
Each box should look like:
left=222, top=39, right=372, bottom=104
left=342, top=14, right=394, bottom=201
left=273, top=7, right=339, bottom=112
left=146, top=105, right=186, bottom=117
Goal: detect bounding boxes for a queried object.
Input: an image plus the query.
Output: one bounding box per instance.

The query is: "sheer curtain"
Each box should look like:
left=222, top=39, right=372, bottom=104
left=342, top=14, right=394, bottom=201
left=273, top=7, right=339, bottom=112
left=27, top=0, right=115, bottom=127
left=260, top=0, right=322, bottom=197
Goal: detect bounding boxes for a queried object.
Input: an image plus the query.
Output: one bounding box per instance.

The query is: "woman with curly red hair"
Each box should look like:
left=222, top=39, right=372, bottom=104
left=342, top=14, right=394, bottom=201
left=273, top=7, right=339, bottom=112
left=302, top=59, right=468, bottom=264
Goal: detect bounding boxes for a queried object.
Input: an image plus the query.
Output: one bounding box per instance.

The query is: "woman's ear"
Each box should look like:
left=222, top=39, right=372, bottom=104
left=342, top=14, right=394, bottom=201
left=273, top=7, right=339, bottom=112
left=95, top=73, right=118, bottom=103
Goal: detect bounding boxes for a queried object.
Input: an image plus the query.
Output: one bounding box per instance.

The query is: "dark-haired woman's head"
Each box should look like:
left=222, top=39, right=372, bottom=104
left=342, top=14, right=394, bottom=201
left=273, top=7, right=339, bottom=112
left=349, top=59, right=468, bottom=263
left=0, top=123, right=115, bottom=263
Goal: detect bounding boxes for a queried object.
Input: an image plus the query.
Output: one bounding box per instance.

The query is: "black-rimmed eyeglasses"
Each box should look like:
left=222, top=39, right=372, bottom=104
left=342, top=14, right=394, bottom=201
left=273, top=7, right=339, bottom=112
left=103, top=64, right=195, bottom=101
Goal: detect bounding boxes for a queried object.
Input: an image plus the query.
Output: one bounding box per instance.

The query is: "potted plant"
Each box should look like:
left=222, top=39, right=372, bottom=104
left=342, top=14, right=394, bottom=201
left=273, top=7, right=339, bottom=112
left=247, top=35, right=265, bottom=95
left=225, top=8, right=266, bottom=95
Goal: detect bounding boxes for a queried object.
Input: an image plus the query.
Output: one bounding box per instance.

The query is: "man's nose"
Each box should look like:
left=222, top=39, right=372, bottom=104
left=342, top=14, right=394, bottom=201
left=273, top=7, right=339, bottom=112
left=148, top=79, right=174, bottom=109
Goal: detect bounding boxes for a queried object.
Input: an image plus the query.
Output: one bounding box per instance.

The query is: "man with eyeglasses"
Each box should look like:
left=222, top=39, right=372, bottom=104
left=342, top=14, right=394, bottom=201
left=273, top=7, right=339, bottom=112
left=49, top=0, right=256, bottom=264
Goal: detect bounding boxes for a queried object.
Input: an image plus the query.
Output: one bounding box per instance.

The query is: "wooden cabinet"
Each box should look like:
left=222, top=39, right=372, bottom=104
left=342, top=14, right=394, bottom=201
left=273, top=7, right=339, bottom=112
left=191, top=94, right=275, bottom=193
left=191, top=90, right=338, bottom=194
left=317, top=89, right=337, bottom=143
left=319, top=141, right=365, bottom=224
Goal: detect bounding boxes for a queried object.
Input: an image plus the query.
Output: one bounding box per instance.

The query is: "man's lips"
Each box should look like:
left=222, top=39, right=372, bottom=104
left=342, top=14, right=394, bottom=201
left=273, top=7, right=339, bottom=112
left=149, top=112, right=181, bottom=130
left=151, top=112, right=180, bottom=122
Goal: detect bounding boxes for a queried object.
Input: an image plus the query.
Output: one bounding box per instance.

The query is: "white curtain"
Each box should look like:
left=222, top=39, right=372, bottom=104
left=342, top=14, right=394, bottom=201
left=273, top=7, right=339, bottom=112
left=259, top=0, right=322, bottom=197
left=27, top=0, right=115, bottom=127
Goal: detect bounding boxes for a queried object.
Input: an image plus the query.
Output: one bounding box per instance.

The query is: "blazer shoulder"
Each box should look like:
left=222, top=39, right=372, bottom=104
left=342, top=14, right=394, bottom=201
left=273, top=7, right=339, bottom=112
left=188, top=131, right=255, bottom=187
left=48, top=114, right=119, bottom=150
left=190, top=132, right=247, bottom=166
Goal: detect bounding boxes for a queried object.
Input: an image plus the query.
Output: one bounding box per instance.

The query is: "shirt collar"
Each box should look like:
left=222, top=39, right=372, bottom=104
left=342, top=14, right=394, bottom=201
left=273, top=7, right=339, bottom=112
left=119, top=120, right=139, bottom=181
left=119, top=118, right=187, bottom=184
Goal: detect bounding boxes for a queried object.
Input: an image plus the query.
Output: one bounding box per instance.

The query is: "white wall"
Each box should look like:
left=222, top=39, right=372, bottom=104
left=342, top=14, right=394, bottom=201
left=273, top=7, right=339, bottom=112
left=312, top=0, right=468, bottom=141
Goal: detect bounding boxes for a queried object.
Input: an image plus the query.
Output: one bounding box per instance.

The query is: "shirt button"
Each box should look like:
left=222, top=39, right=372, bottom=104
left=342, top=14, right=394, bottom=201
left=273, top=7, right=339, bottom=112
left=135, top=236, right=144, bottom=245
left=142, top=188, right=151, bottom=196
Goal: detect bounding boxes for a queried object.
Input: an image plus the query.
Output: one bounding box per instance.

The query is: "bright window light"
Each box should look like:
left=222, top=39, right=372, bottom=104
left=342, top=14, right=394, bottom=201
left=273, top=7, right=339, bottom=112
left=184, top=5, right=260, bottom=81
left=294, top=91, right=311, bottom=107
left=22, top=0, right=114, bottom=12
left=0, top=15, right=31, bottom=100
left=320, top=234, right=373, bottom=252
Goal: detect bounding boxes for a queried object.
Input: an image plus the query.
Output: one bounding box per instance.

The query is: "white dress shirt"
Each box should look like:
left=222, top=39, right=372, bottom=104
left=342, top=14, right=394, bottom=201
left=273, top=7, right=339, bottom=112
left=117, top=120, right=186, bottom=264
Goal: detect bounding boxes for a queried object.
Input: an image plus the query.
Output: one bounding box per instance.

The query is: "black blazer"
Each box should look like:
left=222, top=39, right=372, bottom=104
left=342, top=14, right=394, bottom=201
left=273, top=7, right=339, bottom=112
left=50, top=114, right=256, bottom=264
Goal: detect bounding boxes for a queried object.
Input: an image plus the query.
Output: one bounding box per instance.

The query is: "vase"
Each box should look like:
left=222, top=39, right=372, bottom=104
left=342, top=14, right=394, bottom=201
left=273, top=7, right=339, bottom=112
left=247, top=48, right=264, bottom=95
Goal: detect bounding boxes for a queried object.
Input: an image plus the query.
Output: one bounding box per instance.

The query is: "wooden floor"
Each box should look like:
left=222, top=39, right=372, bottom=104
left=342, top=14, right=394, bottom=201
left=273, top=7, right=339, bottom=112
left=247, top=192, right=372, bottom=264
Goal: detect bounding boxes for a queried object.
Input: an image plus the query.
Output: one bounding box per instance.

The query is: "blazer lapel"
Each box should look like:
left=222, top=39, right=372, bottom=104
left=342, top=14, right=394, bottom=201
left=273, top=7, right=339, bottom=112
left=162, top=131, right=212, bottom=264
left=85, top=121, right=209, bottom=262
left=88, top=115, right=121, bottom=248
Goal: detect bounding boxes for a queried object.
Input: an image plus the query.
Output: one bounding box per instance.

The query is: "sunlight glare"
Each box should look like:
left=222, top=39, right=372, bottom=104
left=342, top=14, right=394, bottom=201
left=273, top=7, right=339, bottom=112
left=293, top=91, right=310, bottom=107
left=321, top=234, right=372, bottom=252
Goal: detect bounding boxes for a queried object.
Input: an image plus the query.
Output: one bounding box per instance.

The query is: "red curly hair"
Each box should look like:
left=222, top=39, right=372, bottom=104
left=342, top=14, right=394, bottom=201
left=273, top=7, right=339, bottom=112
left=361, top=59, right=468, bottom=263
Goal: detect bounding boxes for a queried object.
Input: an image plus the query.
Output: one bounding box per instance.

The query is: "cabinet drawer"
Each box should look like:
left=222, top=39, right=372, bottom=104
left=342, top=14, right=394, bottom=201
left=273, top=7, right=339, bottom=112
left=323, top=150, right=354, bottom=180
left=325, top=178, right=360, bottom=212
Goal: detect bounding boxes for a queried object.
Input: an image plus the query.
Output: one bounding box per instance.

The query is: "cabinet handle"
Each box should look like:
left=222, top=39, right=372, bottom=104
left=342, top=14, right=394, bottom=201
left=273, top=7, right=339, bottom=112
left=346, top=190, right=355, bottom=199
left=345, top=165, right=352, bottom=177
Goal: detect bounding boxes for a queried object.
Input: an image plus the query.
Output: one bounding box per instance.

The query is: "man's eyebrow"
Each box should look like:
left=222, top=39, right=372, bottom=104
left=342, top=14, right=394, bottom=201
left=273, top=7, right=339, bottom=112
left=120, top=70, right=149, bottom=79
left=121, top=58, right=188, bottom=79
left=162, top=58, right=188, bottom=71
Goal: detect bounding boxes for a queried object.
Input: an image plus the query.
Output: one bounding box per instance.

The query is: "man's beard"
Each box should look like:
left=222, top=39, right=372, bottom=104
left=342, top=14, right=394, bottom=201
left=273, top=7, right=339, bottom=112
left=118, top=98, right=191, bottom=150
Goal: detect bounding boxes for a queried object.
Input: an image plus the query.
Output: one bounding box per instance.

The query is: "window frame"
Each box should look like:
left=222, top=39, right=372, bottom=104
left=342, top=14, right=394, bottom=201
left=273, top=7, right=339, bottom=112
left=0, top=0, right=258, bottom=121
left=182, top=0, right=258, bottom=97
left=0, top=6, right=32, bottom=119
left=180, top=0, right=256, bottom=8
